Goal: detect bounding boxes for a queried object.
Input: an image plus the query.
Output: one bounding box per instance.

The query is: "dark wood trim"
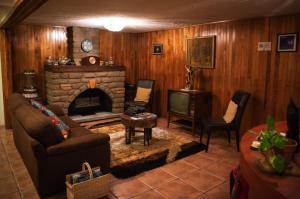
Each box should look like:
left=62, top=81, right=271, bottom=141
left=0, top=29, right=13, bottom=128
left=45, top=65, right=125, bottom=73
left=1, top=0, right=48, bottom=29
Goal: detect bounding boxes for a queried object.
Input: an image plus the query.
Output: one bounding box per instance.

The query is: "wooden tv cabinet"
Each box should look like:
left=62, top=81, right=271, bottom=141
left=167, top=89, right=212, bottom=135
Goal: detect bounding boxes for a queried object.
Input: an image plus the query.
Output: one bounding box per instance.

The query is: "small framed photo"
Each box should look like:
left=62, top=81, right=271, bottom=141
left=277, top=33, right=297, bottom=52
left=152, top=44, right=163, bottom=55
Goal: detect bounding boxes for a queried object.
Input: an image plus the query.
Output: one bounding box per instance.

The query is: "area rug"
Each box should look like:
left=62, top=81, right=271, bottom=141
left=90, top=124, right=206, bottom=178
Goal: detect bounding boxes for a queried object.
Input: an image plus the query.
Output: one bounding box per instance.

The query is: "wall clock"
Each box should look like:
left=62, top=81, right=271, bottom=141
left=81, top=39, right=93, bottom=53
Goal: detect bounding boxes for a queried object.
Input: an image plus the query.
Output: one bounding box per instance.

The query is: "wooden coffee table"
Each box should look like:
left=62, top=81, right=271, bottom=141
left=121, top=113, right=157, bottom=146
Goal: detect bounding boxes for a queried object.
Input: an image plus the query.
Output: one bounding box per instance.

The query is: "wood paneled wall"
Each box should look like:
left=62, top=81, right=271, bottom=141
left=5, top=14, right=300, bottom=133
left=10, top=25, right=67, bottom=99
left=99, top=30, right=138, bottom=83
left=136, top=14, right=300, bottom=133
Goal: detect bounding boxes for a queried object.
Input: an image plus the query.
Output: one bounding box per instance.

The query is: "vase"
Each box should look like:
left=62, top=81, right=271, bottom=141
left=276, top=138, right=298, bottom=164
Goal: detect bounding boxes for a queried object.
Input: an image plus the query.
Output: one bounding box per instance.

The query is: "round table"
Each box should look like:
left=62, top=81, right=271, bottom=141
left=240, top=121, right=300, bottom=199
left=121, top=113, right=157, bottom=146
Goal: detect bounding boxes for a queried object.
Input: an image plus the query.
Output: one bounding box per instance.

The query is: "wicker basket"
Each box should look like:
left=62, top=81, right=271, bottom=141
left=66, top=162, right=110, bottom=199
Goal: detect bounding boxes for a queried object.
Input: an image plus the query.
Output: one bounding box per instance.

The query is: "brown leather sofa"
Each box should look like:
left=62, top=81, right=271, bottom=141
left=8, top=93, right=111, bottom=197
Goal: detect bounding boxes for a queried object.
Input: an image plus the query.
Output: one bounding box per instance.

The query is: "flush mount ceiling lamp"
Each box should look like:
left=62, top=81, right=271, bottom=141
left=103, top=18, right=126, bottom=32
left=79, top=17, right=149, bottom=32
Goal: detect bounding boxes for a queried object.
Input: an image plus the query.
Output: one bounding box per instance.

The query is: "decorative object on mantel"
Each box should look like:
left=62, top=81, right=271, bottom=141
left=81, top=56, right=100, bottom=66
left=58, top=56, right=71, bottom=65
left=45, top=56, right=72, bottom=66
left=277, top=33, right=297, bottom=52
left=256, top=116, right=300, bottom=176
left=152, top=43, right=163, bottom=55
left=22, top=70, right=39, bottom=99
left=184, top=65, right=194, bottom=90
left=186, top=36, right=215, bottom=68
left=108, top=57, right=114, bottom=66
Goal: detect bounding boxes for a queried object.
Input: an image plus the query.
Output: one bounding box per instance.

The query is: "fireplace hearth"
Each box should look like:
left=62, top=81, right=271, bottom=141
left=68, top=88, right=112, bottom=116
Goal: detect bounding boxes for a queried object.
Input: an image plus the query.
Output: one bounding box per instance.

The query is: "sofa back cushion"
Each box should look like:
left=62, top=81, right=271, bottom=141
left=8, top=93, right=30, bottom=114
left=31, top=100, right=70, bottom=139
left=14, top=105, right=64, bottom=147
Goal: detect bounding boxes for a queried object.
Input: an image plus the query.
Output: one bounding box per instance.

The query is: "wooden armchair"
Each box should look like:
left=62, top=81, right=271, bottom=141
left=200, top=90, right=250, bottom=152
left=125, top=79, right=155, bottom=113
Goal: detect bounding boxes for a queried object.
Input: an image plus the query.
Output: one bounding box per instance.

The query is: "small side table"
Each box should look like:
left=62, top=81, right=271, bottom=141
left=121, top=113, right=157, bottom=146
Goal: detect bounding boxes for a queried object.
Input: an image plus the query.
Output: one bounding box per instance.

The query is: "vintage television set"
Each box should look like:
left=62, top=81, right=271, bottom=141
left=167, top=89, right=211, bottom=135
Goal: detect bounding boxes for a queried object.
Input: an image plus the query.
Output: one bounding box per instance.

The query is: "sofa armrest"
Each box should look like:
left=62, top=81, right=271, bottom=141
left=46, top=105, right=65, bottom=117
left=46, top=133, right=110, bottom=156
left=31, top=139, right=47, bottom=159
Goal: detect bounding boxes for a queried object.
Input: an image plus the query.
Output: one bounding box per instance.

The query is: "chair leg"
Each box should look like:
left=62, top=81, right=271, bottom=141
left=200, top=126, right=204, bottom=143
left=167, top=114, right=170, bottom=128
left=227, top=130, right=231, bottom=144
left=206, top=129, right=211, bottom=152
left=236, top=130, right=240, bottom=152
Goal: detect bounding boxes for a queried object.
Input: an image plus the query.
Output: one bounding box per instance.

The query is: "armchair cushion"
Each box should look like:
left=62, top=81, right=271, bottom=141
left=134, top=87, right=152, bottom=103
left=223, top=100, right=238, bottom=123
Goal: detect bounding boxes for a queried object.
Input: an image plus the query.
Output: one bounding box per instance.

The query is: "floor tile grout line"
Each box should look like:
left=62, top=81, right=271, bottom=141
left=0, top=132, right=24, bottom=199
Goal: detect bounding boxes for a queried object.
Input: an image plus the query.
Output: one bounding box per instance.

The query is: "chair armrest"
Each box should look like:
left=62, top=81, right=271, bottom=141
left=46, top=133, right=110, bottom=156
left=46, top=105, right=65, bottom=116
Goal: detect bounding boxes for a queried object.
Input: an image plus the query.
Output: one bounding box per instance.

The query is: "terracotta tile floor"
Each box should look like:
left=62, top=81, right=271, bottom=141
left=0, top=118, right=239, bottom=199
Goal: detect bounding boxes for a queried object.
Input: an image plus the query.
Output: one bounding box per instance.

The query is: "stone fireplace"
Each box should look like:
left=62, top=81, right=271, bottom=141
left=45, top=65, right=125, bottom=115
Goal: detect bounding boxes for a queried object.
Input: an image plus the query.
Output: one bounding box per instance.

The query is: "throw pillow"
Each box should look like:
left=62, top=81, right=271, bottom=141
left=134, top=87, right=152, bottom=103
left=31, top=100, right=70, bottom=139
left=223, top=100, right=238, bottom=124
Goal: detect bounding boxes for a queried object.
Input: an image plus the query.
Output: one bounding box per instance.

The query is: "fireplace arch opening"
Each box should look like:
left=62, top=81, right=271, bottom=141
left=68, top=88, right=112, bottom=116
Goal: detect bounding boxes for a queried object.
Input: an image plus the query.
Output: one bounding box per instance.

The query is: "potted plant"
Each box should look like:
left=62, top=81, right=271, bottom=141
left=258, top=116, right=298, bottom=174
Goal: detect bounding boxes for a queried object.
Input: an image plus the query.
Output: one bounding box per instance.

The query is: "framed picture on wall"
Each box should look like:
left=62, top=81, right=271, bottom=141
left=152, top=43, right=163, bottom=55
left=186, top=36, right=215, bottom=68
left=277, top=33, right=297, bottom=52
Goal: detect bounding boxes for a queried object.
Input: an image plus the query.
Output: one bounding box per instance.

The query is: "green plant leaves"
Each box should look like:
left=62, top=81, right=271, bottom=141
left=267, top=115, right=275, bottom=131
left=269, top=155, right=286, bottom=173
left=271, top=133, right=287, bottom=149
left=259, top=115, right=289, bottom=174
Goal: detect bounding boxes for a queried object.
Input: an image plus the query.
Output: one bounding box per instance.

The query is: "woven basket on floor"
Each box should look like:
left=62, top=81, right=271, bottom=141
left=66, top=162, right=110, bottom=199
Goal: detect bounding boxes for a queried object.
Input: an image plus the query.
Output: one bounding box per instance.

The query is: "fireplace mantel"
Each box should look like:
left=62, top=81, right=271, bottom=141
left=45, top=65, right=125, bottom=73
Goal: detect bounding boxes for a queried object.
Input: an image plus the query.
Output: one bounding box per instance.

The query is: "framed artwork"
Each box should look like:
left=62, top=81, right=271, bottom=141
left=277, top=33, right=297, bottom=52
left=152, top=43, right=163, bottom=55
left=186, top=36, right=215, bottom=68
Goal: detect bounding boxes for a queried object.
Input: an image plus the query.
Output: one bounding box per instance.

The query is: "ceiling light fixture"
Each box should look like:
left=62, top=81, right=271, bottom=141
left=103, top=17, right=126, bottom=32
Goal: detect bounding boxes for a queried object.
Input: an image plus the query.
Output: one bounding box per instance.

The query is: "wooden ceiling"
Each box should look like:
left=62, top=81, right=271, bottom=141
left=23, top=0, right=300, bottom=32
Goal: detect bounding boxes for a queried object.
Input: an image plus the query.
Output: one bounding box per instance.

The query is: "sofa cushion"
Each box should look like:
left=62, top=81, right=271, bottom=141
left=59, top=116, right=80, bottom=128
left=14, top=105, right=64, bottom=147
left=46, top=104, right=65, bottom=117
left=8, top=93, right=30, bottom=114
left=47, top=127, right=110, bottom=156
left=31, top=100, right=70, bottom=139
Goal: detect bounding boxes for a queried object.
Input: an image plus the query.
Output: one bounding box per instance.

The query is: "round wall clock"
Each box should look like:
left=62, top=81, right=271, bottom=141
left=81, top=39, right=93, bottom=53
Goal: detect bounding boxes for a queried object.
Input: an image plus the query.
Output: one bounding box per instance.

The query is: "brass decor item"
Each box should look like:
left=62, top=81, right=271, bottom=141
left=186, top=36, right=215, bottom=68
left=184, top=65, right=194, bottom=90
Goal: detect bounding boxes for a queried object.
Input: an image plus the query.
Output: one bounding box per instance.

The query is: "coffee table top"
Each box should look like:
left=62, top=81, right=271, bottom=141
left=121, top=113, right=157, bottom=128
